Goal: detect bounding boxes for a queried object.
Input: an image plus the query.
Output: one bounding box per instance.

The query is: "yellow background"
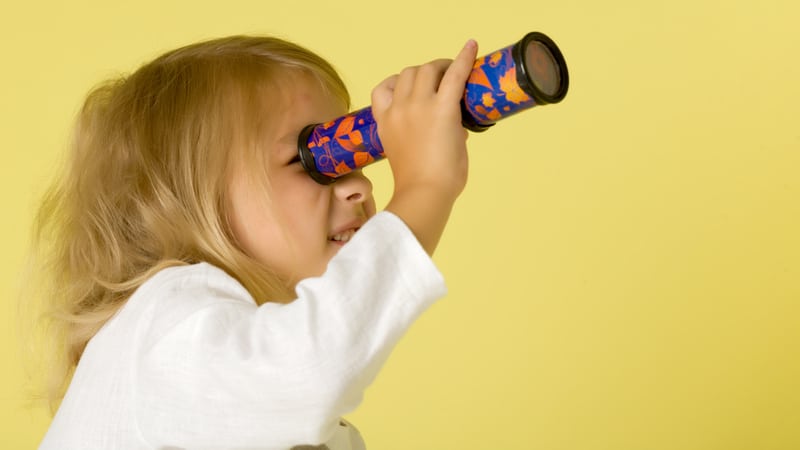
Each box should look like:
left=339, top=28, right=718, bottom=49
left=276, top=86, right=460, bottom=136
left=2, top=0, right=798, bottom=448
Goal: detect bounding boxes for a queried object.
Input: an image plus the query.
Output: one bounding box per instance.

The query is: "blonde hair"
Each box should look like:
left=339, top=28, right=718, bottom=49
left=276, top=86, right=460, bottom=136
left=22, top=35, right=350, bottom=411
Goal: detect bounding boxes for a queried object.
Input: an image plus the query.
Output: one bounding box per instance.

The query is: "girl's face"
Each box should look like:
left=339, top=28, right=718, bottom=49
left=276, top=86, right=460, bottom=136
left=227, top=74, right=376, bottom=291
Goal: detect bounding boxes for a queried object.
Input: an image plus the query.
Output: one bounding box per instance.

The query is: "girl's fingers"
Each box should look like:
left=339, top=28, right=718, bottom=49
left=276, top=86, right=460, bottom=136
left=373, top=40, right=478, bottom=115
left=438, top=39, right=478, bottom=101
left=392, top=65, right=419, bottom=100
left=371, top=74, right=398, bottom=116
left=413, top=59, right=452, bottom=95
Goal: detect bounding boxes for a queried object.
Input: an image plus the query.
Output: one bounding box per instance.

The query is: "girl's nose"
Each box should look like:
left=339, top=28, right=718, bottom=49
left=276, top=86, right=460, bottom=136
left=332, top=170, right=373, bottom=204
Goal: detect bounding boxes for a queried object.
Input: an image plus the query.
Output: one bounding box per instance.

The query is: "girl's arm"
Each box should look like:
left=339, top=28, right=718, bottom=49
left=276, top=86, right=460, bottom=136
left=133, top=211, right=445, bottom=449
left=374, top=40, right=478, bottom=256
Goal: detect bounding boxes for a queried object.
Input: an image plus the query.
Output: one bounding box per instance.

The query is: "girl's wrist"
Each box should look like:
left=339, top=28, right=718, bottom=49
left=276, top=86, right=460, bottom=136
left=385, top=185, right=458, bottom=256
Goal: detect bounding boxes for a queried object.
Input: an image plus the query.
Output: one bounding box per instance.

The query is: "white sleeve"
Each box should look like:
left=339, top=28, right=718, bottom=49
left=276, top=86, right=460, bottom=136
left=133, top=211, right=447, bottom=449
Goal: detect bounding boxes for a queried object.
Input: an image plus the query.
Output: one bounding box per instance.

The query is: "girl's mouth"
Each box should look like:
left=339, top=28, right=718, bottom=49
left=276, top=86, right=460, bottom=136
left=329, top=228, right=358, bottom=245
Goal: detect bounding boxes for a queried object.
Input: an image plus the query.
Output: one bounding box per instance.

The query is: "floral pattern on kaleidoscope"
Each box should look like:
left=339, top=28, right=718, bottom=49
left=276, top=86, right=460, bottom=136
left=463, top=45, right=536, bottom=127
left=305, top=106, right=383, bottom=179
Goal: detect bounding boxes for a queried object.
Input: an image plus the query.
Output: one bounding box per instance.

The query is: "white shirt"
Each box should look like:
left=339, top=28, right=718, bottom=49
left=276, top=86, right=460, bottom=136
left=40, top=212, right=447, bottom=450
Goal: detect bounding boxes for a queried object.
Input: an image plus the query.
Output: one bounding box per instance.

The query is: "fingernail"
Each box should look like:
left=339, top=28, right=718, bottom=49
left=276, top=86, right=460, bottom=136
left=464, top=39, right=477, bottom=50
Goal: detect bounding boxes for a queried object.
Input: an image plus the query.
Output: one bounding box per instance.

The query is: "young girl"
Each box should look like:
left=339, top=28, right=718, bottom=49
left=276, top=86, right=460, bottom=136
left=28, top=34, right=478, bottom=449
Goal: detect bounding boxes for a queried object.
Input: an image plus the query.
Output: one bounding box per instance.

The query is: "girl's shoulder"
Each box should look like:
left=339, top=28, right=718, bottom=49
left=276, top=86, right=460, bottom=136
left=138, top=262, right=253, bottom=306
left=106, top=262, right=257, bottom=347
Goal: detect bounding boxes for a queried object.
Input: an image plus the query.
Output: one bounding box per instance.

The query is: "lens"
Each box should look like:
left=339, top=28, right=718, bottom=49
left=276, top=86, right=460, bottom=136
left=524, top=40, right=561, bottom=97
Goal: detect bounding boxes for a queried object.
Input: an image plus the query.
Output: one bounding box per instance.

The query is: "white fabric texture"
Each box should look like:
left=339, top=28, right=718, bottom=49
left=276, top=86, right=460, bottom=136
left=39, top=211, right=447, bottom=450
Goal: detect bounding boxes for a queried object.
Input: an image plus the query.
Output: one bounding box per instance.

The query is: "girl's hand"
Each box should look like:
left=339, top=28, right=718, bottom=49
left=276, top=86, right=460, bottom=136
left=372, top=39, right=478, bottom=199
left=372, top=40, right=479, bottom=255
